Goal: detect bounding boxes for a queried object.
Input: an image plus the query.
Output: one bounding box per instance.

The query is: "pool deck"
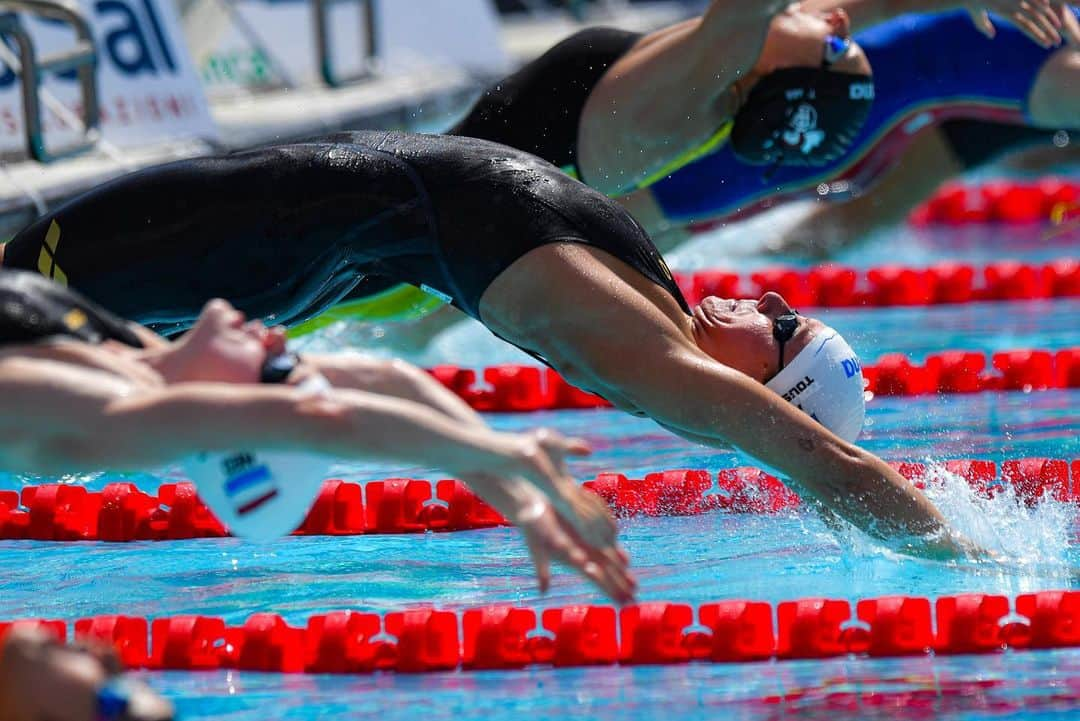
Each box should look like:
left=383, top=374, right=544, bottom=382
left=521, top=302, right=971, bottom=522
left=0, top=3, right=687, bottom=240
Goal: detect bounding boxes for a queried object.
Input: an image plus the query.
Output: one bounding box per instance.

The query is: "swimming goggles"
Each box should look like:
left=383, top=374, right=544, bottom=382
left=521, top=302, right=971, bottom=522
left=96, top=679, right=133, bottom=721
left=97, top=678, right=175, bottom=721
left=773, top=311, right=801, bottom=374
left=259, top=352, right=302, bottom=384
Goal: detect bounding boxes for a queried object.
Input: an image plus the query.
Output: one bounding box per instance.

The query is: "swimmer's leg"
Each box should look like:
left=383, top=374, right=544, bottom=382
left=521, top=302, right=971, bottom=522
left=1028, top=45, right=1080, bottom=128
left=303, top=351, right=617, bottom=552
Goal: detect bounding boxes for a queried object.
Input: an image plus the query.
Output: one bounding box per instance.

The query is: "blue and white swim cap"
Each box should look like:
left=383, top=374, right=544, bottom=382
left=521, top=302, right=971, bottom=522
left=764, top=326, right=866, bottom=442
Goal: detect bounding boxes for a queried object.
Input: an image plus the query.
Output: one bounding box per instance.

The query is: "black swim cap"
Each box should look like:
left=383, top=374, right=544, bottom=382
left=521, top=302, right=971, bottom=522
left=730, top=67, right=874, bottom=167
left=0, top=270, right=144, bottom=348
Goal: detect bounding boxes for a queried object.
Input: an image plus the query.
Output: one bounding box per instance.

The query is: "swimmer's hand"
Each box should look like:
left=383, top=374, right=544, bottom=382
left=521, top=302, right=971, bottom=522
left=964, top=0, right=1066, bottom=48
left=491, top=428, right=618, bottom=551
left=517, top=496, right=638, bottom=605
left=465, top=471, right=636, bottom=604
left=905, top=531, right=997, bottom=562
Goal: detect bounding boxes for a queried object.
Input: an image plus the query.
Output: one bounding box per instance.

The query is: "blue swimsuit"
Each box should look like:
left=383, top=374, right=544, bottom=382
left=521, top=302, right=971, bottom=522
left=648, top=10, right=1075, bottom=223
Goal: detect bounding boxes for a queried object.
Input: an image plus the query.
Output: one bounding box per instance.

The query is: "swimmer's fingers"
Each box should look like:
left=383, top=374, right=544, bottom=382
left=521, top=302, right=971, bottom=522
left=532, top=428, right=592, bottom=466
left=514, top=433, right=616, bottom=550
left=1011, top=11, right=1059, bottom=47
left=967, top=8, right=996, bottom=38
left=1001, top=0, right=1062, bottom=46
left=1061, top=3, right=1080, bottom=44
left=521, top=506, right=636, bottom=604
left=969, top=2, right=1060, bottom=46
left=525, top=532, right=553, bottom=595
left=1017, top=0, right=1064, bottom=45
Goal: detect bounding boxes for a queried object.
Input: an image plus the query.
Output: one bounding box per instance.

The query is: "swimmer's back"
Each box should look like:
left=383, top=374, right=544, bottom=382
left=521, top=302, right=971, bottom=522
left=6, top=131, right=686, bottom=329
left=321, top=131, right=687, bottom=318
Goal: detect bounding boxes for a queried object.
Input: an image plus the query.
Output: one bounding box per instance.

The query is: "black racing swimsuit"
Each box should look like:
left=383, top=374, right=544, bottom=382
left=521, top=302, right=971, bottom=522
left=3, top=131, right=688, bottom=344
left=0, top=269, right=143, bottom=348
left=450, top=27, right=642, bottom=181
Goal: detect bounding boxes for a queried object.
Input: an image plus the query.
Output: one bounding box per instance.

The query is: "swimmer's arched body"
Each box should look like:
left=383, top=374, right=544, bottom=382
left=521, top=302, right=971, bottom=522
left=2, top=131, right=976, bottom=556
left=0, top=270, right=633, bottom=601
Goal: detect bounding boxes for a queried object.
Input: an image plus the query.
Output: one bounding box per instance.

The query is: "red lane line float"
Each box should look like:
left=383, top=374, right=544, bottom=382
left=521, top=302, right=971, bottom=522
left=428, top=346, right=1080, bottom=413
left=675, top=258, right=1080, bottom=310
left=3, top=458, right=1077, bottom=542
left=908, top=178, right=1080, bottom=226
left=4, top=590, right=1080, bottom=673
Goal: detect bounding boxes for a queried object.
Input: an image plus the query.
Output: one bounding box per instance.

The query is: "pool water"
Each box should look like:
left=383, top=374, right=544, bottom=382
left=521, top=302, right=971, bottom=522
left=2, top=205, right=1079, bottom=720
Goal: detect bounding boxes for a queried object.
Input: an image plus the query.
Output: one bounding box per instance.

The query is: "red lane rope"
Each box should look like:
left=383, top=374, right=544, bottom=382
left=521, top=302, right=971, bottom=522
left=3, top=458, right=1076, bottom=542
left=673, top=258, right=1079, bottom=310
left=4, top=590, right=1080, bottom=672
left=908, top=178, right=1080, bottom=226
left=428, top=347, right=1080, bottom=412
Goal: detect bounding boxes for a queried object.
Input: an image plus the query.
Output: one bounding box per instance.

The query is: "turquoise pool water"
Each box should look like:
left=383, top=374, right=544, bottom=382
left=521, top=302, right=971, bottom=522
left=2, top=213, right=1079, bottom=719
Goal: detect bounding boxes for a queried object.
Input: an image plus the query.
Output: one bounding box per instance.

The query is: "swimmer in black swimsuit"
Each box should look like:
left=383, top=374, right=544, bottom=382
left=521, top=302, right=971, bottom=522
left=0, top=269, right=634, bottom=602
left=1, top=131, right=977, bottom=558
left=325, top=2, right=1076, bottom=329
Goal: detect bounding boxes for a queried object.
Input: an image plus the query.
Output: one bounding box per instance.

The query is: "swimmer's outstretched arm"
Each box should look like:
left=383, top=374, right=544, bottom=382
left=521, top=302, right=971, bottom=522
left=577, top=0, right=788, bottom=195
left=0, top=357, right=635, bottom=602
left=569, top=333, right=972, bottom=558
left=300, top=353, right=486, bottom=428
left=294, top=352, right=624, bottom=555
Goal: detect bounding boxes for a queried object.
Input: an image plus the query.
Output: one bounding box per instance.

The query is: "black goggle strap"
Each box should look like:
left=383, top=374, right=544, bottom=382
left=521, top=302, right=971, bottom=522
left=773, top=311, right=801, bottom=373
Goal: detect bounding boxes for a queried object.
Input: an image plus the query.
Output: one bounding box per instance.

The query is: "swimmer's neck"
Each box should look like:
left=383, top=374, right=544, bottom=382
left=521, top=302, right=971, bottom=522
left=0, top=243, right=6, bottom=266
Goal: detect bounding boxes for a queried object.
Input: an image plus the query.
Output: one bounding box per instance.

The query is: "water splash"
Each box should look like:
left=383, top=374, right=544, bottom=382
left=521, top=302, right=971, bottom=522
left=823, top=462, right=1077, bottom=594
left=921, top=462, right=1074, bottom=568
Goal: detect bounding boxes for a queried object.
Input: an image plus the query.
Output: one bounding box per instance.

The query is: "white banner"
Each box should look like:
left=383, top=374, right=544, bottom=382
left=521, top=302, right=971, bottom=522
left=189, top=0, right=510, bottom=96
left=0, top=0, right=218, bottom=155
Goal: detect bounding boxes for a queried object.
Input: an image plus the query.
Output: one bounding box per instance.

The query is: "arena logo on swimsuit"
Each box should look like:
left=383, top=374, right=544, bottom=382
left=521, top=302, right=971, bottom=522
left=0, top=0, right=178, bottom=89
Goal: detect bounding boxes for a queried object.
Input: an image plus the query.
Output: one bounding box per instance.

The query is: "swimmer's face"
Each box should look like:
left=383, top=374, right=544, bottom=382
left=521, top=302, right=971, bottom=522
left=755, top=5, right=871, bottom=77
left=691, top=291, right=824, bottom=383
left=170, top=300, right=287, bottom=384
left=0, top=627, right=173, bottom=721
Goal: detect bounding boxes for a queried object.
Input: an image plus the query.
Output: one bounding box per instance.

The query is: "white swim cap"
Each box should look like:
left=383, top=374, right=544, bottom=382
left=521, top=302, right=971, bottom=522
left=764, top=326, right=866, bottom=442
